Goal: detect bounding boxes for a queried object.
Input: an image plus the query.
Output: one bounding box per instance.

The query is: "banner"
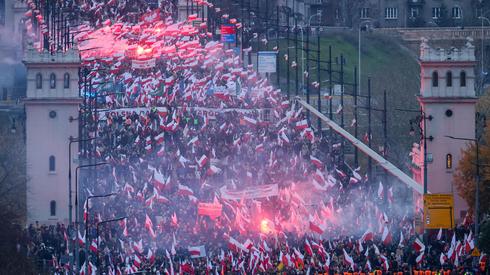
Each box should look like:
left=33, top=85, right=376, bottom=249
left=220, top=184, right=279, bottom=200
left=221, top=24, right=236, bottom=43
left=258, top=51, right=277, bottom=73
left=99, top=106, right=270, bottom=120
left=132, top=58, right=156, bottom=69
left=197, top=203, right=222, bottom=219
left=187, top=245, right=206, bottom=258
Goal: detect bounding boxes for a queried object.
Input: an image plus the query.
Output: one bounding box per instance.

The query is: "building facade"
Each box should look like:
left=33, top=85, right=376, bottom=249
left=23, top=45, right=81, bottom=225
left=277, top=0, right=480, bottom=29
left=413, top=38, right=477, bottom=219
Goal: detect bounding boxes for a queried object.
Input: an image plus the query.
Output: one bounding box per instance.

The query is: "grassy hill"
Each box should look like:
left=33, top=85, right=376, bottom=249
left=274, top=30, right=421, bottom=176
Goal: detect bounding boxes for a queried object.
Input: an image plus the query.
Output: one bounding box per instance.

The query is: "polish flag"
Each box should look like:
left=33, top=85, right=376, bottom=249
left=89, top=238, right=97, bottom=253
left=171, top=212, right=178, bottom=226
left=154, top=132, right=164, bottom=144
left=147, top=248, right=155, bottom=265
left=154, top=189, right=169, bottom=204
left=361, top=229, right=374, bottom=242
left=309, top=219, right=325, bottom=235
left=145, top=214, right=157, bottom=239
left=133, top=254, right=142, bottom=268
left=304, top=239, right=313, bottom=257
left=436, top=228, right=443, bottom=241
left=133, top=239, right=143, bottom=254
left=206, top=165, right=222, bottom=176
left=310, top=156, right=323, bottom=169
left=187, top=136, right=198, bottom=146
left=343, top=249, right=355, bottom=270
left=227, top=235, right=248, bottom=253
left=188, top=245, right=206, bottom=258
left=78, top=231, right=86, bottom=246
left=295, top=119, right=308, bottom=130
left=197, top=155, right=208, bottom=168
left=153, top=171, right=166, bottom=191
left=178, top=184, right=194, bottom=196
left=381, top=226, right=392, bottom=245
left=387, top=187, right=394, bottom=204
left=157, top=146, right=165, bottom=157
left=440, top=253, right=447, bottom=265
left=416, top=252, right=425, bottom=265
left=413, top=237, right=425, bottom=252
left=380, top=255, right=390, bottom=271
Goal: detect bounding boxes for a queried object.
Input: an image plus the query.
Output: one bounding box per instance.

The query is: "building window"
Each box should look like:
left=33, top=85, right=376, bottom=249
left=432, top=71, right=439, bottom=87
left=49, top=155, right=56, bottom=172
left=410, top=8, right=419, bottom=19
left=63, top=73, right=70, bottom=89
left=432, top=7, right=441, bottom=19
left=36, top=73, right=42, bottom=89
left=385, top=8, right=398, bottom=19
left=446, top=71, right=452, bottom=87
left=335, top=8, right=340, bottom=20
left=360, top=8, right=369, bottom=19
left=49, top=73, right=56, bottom=89
left=452, top=7, right=461, bottom=19
left=460, top=71, right=466, bottom=87
left=50, top=200, right=56, bottom=216
left=446, top=154, right=452, bottom=169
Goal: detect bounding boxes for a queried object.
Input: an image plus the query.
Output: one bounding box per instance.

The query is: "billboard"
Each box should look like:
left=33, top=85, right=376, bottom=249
left=423, top=194, right=455, bottom=229
left=258, top=51, right=277, bottom=73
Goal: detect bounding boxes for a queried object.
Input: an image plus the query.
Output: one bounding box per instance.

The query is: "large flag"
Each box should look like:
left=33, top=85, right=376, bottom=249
left=413, top=237, right=425, bottom=252
left=188, top=245, right=207, bottom=258
left=343, top=249, right=355, bottom=270
left=381, top=226, right=392, bottom=245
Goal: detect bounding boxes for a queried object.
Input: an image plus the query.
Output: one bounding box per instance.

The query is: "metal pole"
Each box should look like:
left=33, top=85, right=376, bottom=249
left=353, top=67, right=359, bottom=168
left=276, top=6, right=280, bottom=86
left=317, top=35, right=321, bottom=131
left=423, top=109, right=428, bottom=195
left=305, top=26, right=310, bottom=120
left=295, top=19, right=299, bottom=96
left=383, top=90, right=388, bottom=207
left=475, top=140, right=480, bottom=247
left=328, top=45, right=333, bottom=120
left=358, top=26, right=361, bottom=96
left=367, top=78, right=372, bottom=182
left=287, top=11, right=290, bottom=99
left=340, top=54, right=345, bottom=163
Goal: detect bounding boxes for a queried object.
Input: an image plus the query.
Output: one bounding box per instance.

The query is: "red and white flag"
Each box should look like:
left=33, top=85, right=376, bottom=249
left=89, top=238, right=97, bottom=253
left=413, top=237, right=425, bottom=252
left=295, top=119, right=308, bottom=130
left=145, top=214, right=157, bottom=239
left=343, top=249, right=355, bottom=270
left=381, top=226, right=392, bottom=245
left=436, top=228, right=443, bottom=241
left=197, top=155, right=209, bottom=168
left=188, top=245, right=206, bottom=258
left=310, top=156, right=323, bottom=170
left=377, top=182, right=384, bottom=199
left=361, top=229, right=374, bottom=243
left=177, top=184, right=194, bottom=196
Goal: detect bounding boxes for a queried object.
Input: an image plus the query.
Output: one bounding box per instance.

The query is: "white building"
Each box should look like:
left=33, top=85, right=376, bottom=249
left=414, top=38, right=477, bottom=220
left=23, top=45, right=81, bottom=225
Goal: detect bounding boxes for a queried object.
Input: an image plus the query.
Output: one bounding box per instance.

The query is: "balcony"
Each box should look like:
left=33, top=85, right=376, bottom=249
left=306, top=0, right=328, bottom=5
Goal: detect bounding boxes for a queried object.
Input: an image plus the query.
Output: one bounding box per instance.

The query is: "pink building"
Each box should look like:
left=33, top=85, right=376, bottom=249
left=413, top=38, right=477, bottom=221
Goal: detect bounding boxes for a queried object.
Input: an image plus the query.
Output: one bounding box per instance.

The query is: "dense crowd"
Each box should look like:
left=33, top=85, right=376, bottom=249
left=20, top=0, right=489, bottom=274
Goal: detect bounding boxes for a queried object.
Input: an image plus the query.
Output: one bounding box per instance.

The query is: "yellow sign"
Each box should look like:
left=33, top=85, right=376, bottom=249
left=423, top=194, right=454, bottom=229
left=471, top=248, right=481, bottom=257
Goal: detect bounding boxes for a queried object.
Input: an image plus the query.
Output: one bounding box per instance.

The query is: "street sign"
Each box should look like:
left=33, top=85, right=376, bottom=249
left=423, top=194, right=454, bottom=229
left=221, top=24, right=236, bottom=43
left=257, top=51, right=277, bottom=73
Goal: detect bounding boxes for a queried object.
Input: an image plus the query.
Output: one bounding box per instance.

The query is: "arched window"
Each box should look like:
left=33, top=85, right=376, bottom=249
left=63, top=73, right=70, bottom=89
left=49, top=155, right=56, bottom=172
left=460, top=71, right=466, bottom=87
left=36, top=73, right=43, bottom=89
left=432, top=71, right=439, bottom=87
left=446, top=154, right=453, bottom=169
left=50, top=200, right=56, bottom=216
left=446, top=71, right=452, bottom=87
left=49, top=73, right=56, bottom=89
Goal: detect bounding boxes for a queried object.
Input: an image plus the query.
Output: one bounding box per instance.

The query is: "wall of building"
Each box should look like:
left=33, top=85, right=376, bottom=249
left=25, top=100, right=79, bottom=224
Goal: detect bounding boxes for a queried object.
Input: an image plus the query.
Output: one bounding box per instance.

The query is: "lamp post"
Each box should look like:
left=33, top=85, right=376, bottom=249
left=478, top=16, right=490, bottom=95
left=68, top=136, right=95, bottom=271
left=74, top=162, right=108, bottom=273
left=358, top=19, right=372, bottom=96
left=96, top=217, right=127, bottom=272
left=84, top=193, right=117, bottom=259
left=444, top=135, right=480, bottom=246
left=408, top=111, right=433, bottom=195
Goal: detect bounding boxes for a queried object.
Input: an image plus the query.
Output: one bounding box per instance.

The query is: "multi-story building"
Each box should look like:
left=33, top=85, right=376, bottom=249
left=277, top=0, right=481, bottom=29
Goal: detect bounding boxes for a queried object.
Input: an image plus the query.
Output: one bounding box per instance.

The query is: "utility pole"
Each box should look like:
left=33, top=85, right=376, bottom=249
left=367, top=77, right=372, bottom=183
left=305, top=26, right=310, bottom=120
left=353, top=67, right=359, bottom=168
left=340, top=54, right=345, bottom=163
left=317, top=35, right=321, bottom=131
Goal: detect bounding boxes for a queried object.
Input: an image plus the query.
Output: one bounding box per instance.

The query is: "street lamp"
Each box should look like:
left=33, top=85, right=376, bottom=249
left=96, top=217, right=127, bottom=271
left=74, top=162, right=108, bottom=273
left=358, top=19, right=372, bottom=96
left=478, top=16, right=490, bottom=95
left=445, top=135, right=481, bottom=247
left=84, top=193, right=117, bottom=254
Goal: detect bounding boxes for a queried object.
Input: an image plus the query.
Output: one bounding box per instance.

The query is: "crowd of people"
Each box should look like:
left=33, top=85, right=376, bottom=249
left=19, top=0, right=488, bottom=274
